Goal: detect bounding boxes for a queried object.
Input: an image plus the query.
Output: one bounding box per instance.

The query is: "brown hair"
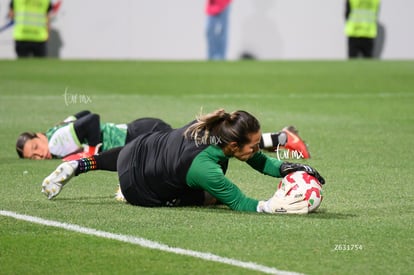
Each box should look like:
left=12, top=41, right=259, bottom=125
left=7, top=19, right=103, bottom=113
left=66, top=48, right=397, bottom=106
left=16, top=132, right=39, bottom=158
left=184, top=109, right=260, bottom=148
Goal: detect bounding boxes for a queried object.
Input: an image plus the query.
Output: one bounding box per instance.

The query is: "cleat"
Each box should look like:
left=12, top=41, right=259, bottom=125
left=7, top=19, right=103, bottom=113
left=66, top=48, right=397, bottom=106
left=282, top=126, right=311, bottom=159
left=41, top=161, right=78, bottom=199
left=115, top=185, right=126, bottom=202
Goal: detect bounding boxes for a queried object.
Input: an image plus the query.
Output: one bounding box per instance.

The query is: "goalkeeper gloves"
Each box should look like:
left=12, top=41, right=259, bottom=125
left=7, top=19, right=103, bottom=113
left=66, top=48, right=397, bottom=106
left=257, top=181, right=309, bottom=214
left=279, top=162, right=325, bottom=185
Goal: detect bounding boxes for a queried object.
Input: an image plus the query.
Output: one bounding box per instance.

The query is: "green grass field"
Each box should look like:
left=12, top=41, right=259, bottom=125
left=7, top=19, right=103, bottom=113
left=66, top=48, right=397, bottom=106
left=0, top=60, right=413, bottom=275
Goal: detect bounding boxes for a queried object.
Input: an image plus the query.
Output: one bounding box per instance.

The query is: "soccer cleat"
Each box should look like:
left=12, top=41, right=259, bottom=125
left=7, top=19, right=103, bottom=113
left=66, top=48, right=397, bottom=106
left=282, top=126, right=311, bottom=159
left=114, top=185, right=126, bottom=202
left=41, top=161, right=78, bottom=199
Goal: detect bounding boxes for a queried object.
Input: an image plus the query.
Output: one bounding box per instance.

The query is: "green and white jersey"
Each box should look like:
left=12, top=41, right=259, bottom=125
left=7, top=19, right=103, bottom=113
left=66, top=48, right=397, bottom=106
left=45, top=122, right=127, bottom=158
left=46, top=123, right=82, bottom=158
left=100, top=123, right=128, bottom=151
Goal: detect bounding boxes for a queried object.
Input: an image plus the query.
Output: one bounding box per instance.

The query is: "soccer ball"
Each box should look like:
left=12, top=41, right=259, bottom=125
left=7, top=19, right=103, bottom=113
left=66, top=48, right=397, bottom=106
left=278, top=171, right=323, bottom=213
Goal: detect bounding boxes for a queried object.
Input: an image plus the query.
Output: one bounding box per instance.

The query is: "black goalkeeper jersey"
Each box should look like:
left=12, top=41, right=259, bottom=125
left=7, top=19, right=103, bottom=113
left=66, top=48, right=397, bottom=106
left=117, top=121, right=283, bottom=211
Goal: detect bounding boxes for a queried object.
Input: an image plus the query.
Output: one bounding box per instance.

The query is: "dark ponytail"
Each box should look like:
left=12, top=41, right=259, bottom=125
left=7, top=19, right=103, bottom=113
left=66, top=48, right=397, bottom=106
left=184, top=109, right=260, bottom=148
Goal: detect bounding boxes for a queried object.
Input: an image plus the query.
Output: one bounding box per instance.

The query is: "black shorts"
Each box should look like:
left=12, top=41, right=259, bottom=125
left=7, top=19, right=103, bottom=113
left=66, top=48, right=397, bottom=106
left=118, top=168, right=205, bottom=207
left=126, top=118, right=172, bottom=143
left=117, top=139, right=205, bottom=207
left=119, top=119, right=206, bottom=207
left=15, top=41, right=47, bottom=57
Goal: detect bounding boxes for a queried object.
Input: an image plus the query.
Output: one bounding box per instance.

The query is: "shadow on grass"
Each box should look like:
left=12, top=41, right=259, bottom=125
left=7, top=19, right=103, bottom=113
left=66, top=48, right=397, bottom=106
left=53, top=197, right=357, bottom=220
left=304, top=209, right=357, bottom=219
left=56, top=195, right=117, bottom=205
left=160, top=206, right=357, bottom=220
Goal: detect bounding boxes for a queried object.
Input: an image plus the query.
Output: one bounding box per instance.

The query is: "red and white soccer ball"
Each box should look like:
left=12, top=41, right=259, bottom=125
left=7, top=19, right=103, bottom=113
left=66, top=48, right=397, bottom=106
left=278, top=171, right=324, bottom=213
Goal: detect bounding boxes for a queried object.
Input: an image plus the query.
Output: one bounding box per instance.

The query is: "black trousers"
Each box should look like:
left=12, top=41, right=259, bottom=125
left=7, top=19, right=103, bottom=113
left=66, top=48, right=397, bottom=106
left=348, top=37, right=374, bottom=58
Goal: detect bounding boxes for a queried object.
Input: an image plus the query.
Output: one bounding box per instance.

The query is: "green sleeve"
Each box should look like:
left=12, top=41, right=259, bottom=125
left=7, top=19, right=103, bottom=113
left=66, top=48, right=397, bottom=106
left=246, top=151, right=283, bottom=177
left=186, top=148, right=259, bottom=212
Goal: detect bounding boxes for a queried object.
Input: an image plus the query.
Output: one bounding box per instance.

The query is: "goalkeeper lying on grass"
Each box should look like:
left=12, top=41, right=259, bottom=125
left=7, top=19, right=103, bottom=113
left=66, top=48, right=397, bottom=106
left=41, top=108, right=324, bottom=214
left=16, top=110, right=311, bottom=160
left=16, top=110, right=171, bottom=160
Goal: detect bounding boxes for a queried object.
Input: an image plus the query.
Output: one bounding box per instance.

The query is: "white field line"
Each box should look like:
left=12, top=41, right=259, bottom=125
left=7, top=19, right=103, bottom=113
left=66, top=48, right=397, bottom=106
left=1, top=210, right=304, bottom=275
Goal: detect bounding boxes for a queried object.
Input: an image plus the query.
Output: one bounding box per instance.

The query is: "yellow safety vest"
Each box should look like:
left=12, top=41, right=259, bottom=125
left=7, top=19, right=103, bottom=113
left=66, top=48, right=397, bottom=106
left=345, top=0, right=380, bottom=38
left=13, top=0, right=50, bottom=42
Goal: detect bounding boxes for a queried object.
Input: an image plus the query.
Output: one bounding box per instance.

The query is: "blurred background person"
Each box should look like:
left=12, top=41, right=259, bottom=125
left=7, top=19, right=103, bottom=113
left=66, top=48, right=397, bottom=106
left=205, top=0, right=232, bottom=60
left=345, top=0, right=381, bottom=58
left=8, top=0, right=52, bottom=58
